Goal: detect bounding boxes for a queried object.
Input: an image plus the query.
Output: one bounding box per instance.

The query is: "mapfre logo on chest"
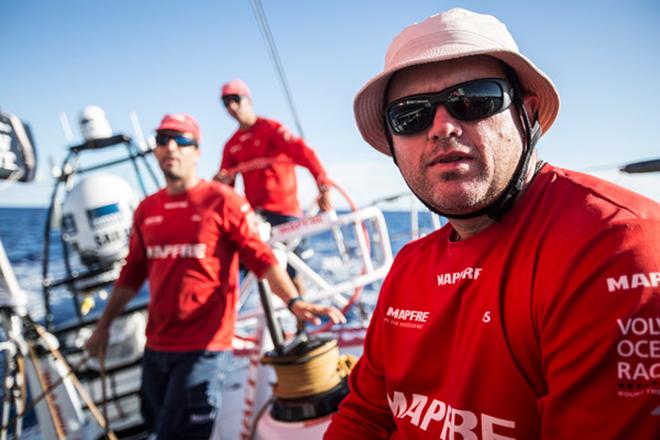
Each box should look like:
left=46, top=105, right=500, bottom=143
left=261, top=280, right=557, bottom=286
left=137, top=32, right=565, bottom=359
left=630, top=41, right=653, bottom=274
left=146, top=243, right=206, bottom=259
left=384, top=307, right=430, bottom=330
left=437, top=267, right=482, bottom=286
left=607, top=272, right=659, bottom=292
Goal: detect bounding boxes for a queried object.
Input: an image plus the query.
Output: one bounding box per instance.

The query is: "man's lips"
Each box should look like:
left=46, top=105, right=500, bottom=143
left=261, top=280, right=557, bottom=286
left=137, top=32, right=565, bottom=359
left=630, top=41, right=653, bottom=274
left=427, top=151, right=474, bottom=167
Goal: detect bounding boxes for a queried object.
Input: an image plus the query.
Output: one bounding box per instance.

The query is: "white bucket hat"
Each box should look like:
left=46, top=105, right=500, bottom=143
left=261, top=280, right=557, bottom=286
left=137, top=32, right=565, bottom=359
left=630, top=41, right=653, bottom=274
left=354, top=8, right=560, bottom=156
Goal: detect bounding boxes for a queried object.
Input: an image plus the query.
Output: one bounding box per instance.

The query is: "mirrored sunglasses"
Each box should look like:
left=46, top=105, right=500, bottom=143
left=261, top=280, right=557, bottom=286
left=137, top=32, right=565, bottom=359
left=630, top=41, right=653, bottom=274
left=222, top=94, right=242, bottom=107
left=155, top=132, right=197, bottom=147
left=385, top=78, right=514, bottom=136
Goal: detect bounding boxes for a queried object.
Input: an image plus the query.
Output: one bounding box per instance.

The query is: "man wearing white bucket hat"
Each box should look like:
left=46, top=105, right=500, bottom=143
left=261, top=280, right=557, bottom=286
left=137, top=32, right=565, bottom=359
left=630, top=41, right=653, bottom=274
left=325, top=8, right=659, bottom=439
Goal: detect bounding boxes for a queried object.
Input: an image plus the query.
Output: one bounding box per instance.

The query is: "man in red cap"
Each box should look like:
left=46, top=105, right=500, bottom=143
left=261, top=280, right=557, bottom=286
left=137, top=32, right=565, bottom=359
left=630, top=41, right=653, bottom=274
left=86, top=113, right=344, bottom=439
left=214, top=79, right=332, bottom=294
left=325, top=8, right=659, bottom=439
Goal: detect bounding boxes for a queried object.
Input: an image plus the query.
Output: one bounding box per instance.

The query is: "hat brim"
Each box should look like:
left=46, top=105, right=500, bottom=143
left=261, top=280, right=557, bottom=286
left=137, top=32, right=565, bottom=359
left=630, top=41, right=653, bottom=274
left=354, top=49, right=560, bottom=156
left=157, top=122, right=192, bottom=134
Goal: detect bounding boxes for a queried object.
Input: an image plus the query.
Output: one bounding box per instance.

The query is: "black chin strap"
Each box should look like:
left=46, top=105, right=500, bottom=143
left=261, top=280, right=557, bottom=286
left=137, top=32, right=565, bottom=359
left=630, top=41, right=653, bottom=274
left=442, top=112, right=541, bottom=221
left=384, top=70, right=542, bottom=221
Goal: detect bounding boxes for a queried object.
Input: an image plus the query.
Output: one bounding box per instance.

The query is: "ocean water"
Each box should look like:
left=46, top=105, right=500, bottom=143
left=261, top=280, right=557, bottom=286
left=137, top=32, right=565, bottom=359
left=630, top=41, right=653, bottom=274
left=0, top=207, right=440, bottom=320
left=0, top=205, right=441, bottom=437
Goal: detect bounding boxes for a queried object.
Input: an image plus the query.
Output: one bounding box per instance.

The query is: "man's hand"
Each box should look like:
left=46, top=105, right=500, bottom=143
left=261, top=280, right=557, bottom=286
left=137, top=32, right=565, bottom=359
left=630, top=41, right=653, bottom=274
left=262, top=265, right=345, bottom=325
left=83, top=285, right=137, bottom=358
left=85, top=323, right=110, bottom=358
left=290, top=300, right=346, bottom=326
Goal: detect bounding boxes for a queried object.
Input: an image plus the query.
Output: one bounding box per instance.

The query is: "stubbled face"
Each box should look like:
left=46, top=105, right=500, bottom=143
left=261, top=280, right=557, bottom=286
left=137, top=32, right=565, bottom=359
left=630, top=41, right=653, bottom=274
left=387, top=57, right=528, bottom=216
left=153, top=131, right=200, bottom=182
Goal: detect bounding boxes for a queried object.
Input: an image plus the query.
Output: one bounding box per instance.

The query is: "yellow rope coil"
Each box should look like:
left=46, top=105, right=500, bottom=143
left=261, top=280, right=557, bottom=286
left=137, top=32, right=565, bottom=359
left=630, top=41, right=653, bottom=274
left=262, top=340, right=359, bottom=400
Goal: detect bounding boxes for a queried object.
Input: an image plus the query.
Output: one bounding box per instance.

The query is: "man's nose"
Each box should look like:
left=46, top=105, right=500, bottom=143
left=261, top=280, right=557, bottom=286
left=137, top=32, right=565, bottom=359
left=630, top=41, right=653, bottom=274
left=427, top=105, right=462, bottom=140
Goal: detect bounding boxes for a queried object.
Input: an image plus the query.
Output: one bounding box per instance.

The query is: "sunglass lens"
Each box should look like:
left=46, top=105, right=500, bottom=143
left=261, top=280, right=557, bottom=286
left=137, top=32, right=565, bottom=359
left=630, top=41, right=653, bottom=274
left=222, top=95, right=241, bottom=106
left=447, top=82, right=503, bottom=121
left=388, top=101, right=432, bottom=135
left=155, top=134, right=168, bottom=145
left=156, top=133, right=196, bottom=147
left=175, top=135, right=196, bottom=146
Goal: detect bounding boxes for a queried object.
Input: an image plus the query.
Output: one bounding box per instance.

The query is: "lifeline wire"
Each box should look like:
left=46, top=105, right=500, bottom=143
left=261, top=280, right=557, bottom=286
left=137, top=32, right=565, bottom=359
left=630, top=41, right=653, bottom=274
left=249, top=0, right=306, bottom=139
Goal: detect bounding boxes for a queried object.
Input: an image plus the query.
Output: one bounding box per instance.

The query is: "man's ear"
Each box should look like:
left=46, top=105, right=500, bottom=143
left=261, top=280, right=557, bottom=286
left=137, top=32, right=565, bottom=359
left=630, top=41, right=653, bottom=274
left=522, top=94, right=542, bottom=140
left=523, top=94, right=539, bottom=118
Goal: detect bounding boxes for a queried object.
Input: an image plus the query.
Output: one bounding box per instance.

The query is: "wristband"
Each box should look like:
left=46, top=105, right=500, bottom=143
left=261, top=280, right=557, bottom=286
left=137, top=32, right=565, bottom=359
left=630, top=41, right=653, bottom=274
left=287, top=296, right=303, bottom=312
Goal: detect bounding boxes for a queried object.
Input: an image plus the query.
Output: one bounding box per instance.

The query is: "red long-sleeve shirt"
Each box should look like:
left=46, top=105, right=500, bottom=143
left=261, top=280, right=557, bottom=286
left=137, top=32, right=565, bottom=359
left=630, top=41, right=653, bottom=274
left=219, top=117, right=329, bottom=216
left=325, top=165, right=660, bottom=439
left=115, top=180, right=277, bottom=352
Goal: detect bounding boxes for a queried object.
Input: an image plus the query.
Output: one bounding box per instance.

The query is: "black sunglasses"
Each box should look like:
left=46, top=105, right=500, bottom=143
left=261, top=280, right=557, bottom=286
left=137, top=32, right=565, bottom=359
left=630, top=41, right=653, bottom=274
left=222, top=94, right=242, bottom=106
left=385, top=78, right=514, bottom=136
left=155, top=132, right=197, bottom=147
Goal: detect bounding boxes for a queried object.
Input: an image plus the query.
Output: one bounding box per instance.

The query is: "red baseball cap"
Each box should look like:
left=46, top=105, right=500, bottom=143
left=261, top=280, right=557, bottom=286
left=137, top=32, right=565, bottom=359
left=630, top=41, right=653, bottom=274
left=156, top=113, right=201, bottom=143
left=221, top=79, right=251, bottom=98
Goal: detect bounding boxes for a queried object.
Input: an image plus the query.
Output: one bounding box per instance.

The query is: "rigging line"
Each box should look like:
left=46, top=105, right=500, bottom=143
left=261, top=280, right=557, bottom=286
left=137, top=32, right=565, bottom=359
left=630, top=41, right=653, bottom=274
left=25, top=343, right=66, bottom=440
left=249, top=0, right=306, bottom=139
left=250, top=0, right=301, bottom=134
left=32, top=324, right=118, bottom=440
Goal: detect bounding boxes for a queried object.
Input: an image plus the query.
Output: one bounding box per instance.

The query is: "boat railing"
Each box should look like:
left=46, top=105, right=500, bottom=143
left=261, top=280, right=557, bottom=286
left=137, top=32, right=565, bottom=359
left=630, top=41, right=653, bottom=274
left=234, top=205, right=392, bottom=332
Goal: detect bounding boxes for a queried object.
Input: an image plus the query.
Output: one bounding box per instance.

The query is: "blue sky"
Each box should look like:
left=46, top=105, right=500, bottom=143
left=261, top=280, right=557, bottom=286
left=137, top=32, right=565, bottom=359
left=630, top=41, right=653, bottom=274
left=1, top=0, right=659, bottom=208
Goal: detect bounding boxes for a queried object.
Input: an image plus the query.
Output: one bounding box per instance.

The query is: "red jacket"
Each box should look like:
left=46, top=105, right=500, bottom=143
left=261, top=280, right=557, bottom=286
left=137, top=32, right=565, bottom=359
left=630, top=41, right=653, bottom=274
left=116, top=180, right=277, bottom=351
left=325, top=165, right=660, bottom=439
left=219, top=117, right=329, bottom=216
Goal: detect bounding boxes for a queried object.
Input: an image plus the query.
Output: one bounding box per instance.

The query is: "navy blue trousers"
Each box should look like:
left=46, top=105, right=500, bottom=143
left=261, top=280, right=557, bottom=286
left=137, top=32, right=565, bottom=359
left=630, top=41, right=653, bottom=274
left=140, top=349, right=231, bottom=439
